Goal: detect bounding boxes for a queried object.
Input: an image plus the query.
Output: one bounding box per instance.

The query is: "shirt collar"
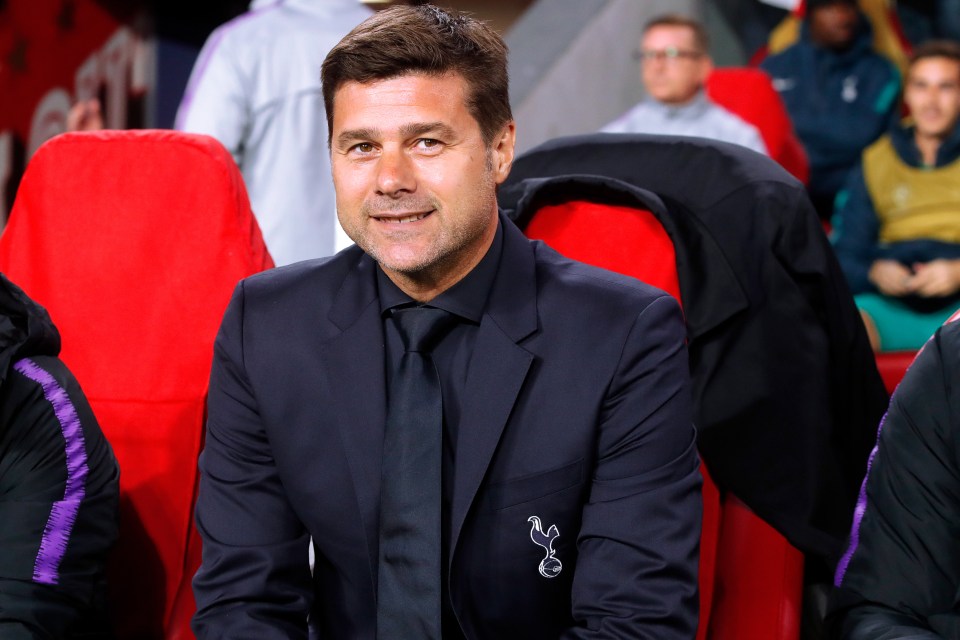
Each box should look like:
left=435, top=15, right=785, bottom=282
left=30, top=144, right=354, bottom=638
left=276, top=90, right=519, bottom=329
left=647, top=89, right=711, bottom=120
left=377, top=220, right=503, bottom=323
left=893, top=120, right=960, bottom=168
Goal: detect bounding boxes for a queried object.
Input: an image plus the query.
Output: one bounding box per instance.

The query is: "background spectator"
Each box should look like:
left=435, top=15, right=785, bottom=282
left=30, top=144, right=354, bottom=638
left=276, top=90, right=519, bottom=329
left=65, top=99, right=104, bottom=133
left=832, top=40, right=960, bottom=352
left=176, top=0, right=373, bottom=266
left=761, top=0, right=900, bottom=219
left=602, top=14, right=768, bottom=155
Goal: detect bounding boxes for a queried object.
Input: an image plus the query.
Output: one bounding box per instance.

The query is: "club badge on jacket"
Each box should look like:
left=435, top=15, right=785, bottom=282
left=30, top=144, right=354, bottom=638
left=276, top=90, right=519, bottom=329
left=527, top=516, right=562, bottom=578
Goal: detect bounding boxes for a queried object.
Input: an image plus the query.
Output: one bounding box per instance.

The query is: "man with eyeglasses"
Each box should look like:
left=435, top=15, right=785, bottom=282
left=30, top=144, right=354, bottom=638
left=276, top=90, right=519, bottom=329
left=601, top=14, right=768, bottom=155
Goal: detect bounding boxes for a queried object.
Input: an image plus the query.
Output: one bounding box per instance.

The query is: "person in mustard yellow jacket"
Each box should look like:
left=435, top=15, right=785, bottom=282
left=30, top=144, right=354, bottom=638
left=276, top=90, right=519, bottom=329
left=833, top=40, right=960, bottom=351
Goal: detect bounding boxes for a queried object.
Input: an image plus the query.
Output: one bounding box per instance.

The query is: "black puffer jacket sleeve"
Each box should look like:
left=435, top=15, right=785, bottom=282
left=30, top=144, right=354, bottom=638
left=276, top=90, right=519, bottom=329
left=829, top=320, right=960, bottom=639
left=0, top=355, right=119, bottom=639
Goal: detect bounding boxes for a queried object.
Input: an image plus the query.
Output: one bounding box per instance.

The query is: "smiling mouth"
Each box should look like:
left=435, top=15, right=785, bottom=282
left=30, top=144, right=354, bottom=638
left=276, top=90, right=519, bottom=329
left=375, top=211, right=434, bottom=224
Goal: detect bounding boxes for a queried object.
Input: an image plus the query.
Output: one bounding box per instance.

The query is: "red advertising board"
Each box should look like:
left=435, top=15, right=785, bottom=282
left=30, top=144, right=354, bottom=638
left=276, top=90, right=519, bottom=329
left=0, top=0, right=151, bottom=222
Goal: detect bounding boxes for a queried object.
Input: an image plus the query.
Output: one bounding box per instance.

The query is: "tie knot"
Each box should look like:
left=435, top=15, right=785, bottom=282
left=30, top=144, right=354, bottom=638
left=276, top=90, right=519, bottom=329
left=392, top=306, right=456, bottom=353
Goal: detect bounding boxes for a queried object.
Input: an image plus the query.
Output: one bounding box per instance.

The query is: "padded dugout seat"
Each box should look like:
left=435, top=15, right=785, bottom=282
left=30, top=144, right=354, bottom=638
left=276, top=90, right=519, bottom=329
left=525, top=197, right=803, bottom=640
left=875, top=306, right=960, bottom=393
left=0, top=130, right=273, bottom=638
left=875, top=350, right=918, bottom=393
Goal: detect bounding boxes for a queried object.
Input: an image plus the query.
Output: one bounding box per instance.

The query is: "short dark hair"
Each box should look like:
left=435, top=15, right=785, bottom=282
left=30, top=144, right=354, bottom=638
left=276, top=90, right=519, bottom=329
left=805, top=0, right=858, bottom=17
left=909, top=39, right=960, bottom=72
left=642, top=14, right=709, bottom=53
left=321, top=4, right=512, bottom=146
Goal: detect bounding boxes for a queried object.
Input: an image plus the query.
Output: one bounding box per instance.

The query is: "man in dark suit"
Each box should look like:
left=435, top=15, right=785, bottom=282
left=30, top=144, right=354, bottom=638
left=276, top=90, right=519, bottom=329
left=191, top=5, right=701, bottom=638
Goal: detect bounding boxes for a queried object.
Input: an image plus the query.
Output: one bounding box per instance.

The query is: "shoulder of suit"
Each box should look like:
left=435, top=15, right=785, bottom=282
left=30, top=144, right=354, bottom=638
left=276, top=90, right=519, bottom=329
left=530, top=240, right=676, bottom=308
left=241, top=246, right=365, bottom=295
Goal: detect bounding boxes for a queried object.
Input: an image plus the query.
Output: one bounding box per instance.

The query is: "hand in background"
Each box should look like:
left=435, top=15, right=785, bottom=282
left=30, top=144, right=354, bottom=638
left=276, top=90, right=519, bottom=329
left=909, top=259, right=960, bottom=298
left=66, top=99, right=104, bottom=132
left=868, top=260, right=915, bottom=297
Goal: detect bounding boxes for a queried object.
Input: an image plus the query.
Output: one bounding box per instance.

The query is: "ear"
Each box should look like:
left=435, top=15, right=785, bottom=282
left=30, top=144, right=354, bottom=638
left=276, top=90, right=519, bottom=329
left=698, top=56, right=714, bottom=86
left=491, top=121, right=516, bottom=184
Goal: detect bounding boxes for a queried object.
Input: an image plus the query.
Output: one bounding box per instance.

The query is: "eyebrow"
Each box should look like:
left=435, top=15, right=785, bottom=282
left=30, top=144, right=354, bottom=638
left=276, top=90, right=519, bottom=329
left=335, top=122, right=458, bottom=148
left=336, top=127, right=379, bottom=149
left=399, top=121, right=457, bottom=140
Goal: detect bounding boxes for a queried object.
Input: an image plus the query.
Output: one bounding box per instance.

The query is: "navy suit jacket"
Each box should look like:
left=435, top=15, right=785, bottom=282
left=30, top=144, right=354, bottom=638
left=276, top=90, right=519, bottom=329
left=192, top=215, right=702, bottom=639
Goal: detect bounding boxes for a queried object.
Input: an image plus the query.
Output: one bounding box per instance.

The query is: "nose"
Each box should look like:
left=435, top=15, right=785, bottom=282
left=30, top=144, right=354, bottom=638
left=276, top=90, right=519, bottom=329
left=376, top=146, right=415, bottom=197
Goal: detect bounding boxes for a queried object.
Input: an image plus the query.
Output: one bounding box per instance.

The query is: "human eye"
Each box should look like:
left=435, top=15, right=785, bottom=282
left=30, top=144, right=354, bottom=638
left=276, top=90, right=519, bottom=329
left=349, top=142, right=376, bottom=155
left=414, top=138, right=444, bottom=154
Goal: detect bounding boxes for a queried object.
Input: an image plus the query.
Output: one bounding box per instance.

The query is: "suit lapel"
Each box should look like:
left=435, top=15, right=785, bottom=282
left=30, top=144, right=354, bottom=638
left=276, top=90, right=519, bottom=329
left=324, top=222, right=542, bottom=579
left=321, top=252, right=386, bottom=584
left=450, top=218, right=538, bottom=555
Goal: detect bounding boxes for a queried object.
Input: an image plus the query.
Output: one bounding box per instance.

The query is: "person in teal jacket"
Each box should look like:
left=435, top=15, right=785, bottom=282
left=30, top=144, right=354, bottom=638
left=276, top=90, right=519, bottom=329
left=761, top=0, right=900, bottom=219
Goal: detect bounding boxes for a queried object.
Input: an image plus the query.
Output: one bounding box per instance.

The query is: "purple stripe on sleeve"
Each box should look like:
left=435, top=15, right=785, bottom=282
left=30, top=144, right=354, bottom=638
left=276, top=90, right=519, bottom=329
left=174, top=27, right=229, bottom=131
left=834, top=333, right=939, bottom=587
left=13, top=358, right=89, bottom=586
left=833, top=410, right=886, bottom=586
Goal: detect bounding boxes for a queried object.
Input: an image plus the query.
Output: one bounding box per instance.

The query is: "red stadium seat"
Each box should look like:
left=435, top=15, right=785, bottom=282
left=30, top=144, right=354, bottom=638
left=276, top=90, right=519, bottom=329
left=525, top=199, right=803, bottom=640
left=875, top=351, right=917, bottom=393
left=0, top=130, right=273, bottom=639
left=874, top=307, right=960, bottom=393
left=706, top=67, right=810, bottom=185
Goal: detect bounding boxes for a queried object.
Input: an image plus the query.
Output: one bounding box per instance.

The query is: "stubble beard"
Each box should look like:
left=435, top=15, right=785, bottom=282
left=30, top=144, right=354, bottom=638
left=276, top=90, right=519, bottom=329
left=345, top=160, right=499, bottom=280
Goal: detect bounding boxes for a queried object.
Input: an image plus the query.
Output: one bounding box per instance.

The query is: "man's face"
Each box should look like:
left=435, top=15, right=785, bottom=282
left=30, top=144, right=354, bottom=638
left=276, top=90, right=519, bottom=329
left=905, top=57, right=960, bottom=139
left=640, top=25, right=711, bottom=105
left=331, top=72, right=515, bottom=289
left=808, top=3, right=859, bottom=50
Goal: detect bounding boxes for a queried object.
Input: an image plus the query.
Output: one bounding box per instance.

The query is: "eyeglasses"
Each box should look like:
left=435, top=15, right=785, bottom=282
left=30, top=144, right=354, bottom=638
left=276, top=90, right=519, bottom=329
left=633, top=47, right=704, bottom=63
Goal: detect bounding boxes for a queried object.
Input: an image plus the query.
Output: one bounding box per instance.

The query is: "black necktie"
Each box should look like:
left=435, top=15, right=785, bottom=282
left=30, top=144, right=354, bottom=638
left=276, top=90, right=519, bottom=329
left=377, top=306, right=455, bottom=640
